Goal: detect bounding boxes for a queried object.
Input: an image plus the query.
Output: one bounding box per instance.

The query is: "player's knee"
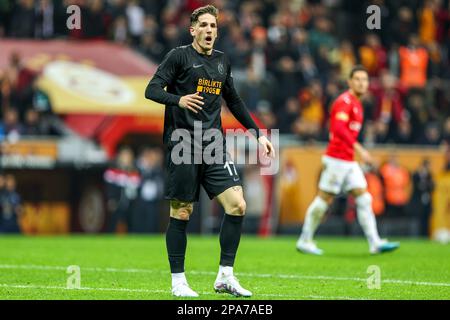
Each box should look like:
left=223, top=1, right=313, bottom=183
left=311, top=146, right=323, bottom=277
left=351, top=188, right=367, bottom=198
left=317, top=190, right=335, bottom=205
left=170, top=202, right=194, bottom=220
left=175, top=209, right=192, bottom=220
left=355, top=192, right=372, bottom=208
left=229, top=199, right=246, bottom=216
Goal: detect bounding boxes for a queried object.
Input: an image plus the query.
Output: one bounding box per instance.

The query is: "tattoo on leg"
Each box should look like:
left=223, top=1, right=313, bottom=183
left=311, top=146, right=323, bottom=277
left=171, top=201, right=193, bottom=210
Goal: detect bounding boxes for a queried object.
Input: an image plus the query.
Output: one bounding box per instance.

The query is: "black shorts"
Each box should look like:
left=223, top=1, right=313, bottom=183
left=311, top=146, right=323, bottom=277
left=164, top=150, right=241, bottom=202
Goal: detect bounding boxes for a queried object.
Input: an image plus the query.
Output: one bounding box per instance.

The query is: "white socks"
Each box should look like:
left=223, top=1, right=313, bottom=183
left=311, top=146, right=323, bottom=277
left=299, top=196, right=329, bottom=242
left=217, top=266, right=233, bottom=281
left=355, top=192, right=381, bottom=247
left=171, top=272, right=187, bottom=287
left=173, top=266, right=234, bottom=287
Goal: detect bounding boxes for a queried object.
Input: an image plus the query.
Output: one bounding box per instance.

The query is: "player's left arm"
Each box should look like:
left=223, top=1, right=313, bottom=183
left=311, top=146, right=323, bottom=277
left=222, top=64, right=275, bottom=158
left=354, top=142, right=373, bottom=164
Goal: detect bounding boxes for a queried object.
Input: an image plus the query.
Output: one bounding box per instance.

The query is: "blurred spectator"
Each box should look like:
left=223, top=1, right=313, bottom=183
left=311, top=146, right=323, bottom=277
left=23, top=109, right=45, bottom=136
left=418, top=122, right=442, bottom=145
left=398, top=35, right=429, bottom=90
left=295, top=80, right=324, bottom=140
left=278, top=97, right=300, bottom=134
left=418, top=0, right=438, bottom=46
left=308, top=17, right=337, bottom=58
left=139, top=32, right=165, bottom=62
left=2, top=108, right=24, bottom=141
left=9, top=0, right=35, bottom=38
left=126, top=0, right=145, bottom=46
left=334, top=40, right=356, bottom=81
left=411, top=159, right=435, bottom=237
left=34, top=0, right=54, bottom=39
left=380, top=154, right=411, bottom=217
left=112, top=15, right=129, bottom=44
left=298, top=54, right=319, bottom=86
left=372, top=71, right=406, bottom=141
left=291, top=28, right=311, bottom=60
left=273, top=56, right=301, bottom=106
left=443, top=117, right=450, bottom=146
left=390, top=6, right=415, bottom=46
left=83, top=0, right=111, bottom=39
left=395, top=118, right=414, bottom=145
left=359, top=34, right=387, bottom=78
left=104, top=146, right=141, bottom=233
left=255, top=100, right=276, bottom=129
left=131, top=147, right=164, bottom=233
left=6, top=52, right=36, bottom=118
left=0, top=174, right=22, bottom=233
left=405, top=91, right=428, bottom=143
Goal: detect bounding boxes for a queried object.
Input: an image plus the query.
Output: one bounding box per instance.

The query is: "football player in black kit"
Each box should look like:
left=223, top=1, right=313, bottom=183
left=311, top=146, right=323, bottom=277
left=145, top=5, right=275, bottom=297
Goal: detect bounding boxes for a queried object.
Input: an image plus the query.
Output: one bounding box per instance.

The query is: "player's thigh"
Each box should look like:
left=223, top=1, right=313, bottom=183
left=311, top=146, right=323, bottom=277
left=201, top=157, right=241, bottom=198
left=216, top=185, right=246, bottom=216
left=165, top=154, right=202, bottom=203
left=318, top=156, right=348, bottom=195
left=170, top=200, right=194, bottom=220
left=201, top=159, right=245, bottom=216
left=343, top=163, right=368, bottom=194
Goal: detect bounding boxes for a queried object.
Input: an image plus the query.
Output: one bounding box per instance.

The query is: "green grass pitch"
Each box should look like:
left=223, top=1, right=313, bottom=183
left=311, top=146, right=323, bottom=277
left=0, top=235, right=449, bottom=300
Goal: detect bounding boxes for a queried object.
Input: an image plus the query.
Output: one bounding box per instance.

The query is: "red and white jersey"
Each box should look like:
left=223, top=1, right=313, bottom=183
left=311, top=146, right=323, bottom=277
left=325, top=90, right=364, bottom=161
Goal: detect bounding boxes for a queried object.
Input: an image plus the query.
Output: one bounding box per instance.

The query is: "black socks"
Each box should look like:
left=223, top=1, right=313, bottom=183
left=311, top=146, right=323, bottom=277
left=166, top=217, right=188, bottom=273
left=166, top=214, right=244, bottom=273
left=219, top=214, right=244, bottom=267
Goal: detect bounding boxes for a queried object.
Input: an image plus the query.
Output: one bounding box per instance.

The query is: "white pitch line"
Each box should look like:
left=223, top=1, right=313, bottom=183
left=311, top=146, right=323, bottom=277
left=0, top=283, right=369, bottom=300
left=0, top=264, right=449, bottom=288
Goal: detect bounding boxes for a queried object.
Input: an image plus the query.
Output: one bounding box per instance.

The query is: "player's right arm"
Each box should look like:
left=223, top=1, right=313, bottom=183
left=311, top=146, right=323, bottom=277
left=145, top=48, right=203, bottom=113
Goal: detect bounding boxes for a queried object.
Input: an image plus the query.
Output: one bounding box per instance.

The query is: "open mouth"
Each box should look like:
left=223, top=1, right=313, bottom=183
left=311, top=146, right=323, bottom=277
left=205, top=36, right=212, bottom=43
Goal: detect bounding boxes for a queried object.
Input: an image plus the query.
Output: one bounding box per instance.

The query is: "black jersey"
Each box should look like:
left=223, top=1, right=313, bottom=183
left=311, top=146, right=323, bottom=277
left=145, top=44, right=260, bottom=149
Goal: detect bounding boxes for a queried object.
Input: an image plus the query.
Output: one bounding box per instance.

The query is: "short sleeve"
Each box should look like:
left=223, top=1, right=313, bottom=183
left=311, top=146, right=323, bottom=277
left=333, top=96, right=352, bottom=122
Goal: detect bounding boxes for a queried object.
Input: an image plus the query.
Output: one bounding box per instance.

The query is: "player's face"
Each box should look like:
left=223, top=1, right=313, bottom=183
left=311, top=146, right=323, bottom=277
left=348, top=71, right=369, bottom=96
left=190, top=13, right=218, bottom=54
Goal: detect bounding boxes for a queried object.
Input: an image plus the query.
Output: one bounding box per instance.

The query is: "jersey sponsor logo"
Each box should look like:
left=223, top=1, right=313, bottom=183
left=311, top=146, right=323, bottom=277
left=349, top=121, right=362, bottom=132
left=197, top=78, right=223, bottom=95
left=193, top=64, right=203, bottom=68
left=335, top=111, right=349, bottom=122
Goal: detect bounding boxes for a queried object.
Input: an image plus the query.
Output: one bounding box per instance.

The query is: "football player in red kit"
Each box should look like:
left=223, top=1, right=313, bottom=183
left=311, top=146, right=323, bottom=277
left=296, top=65, right=400, bottom=255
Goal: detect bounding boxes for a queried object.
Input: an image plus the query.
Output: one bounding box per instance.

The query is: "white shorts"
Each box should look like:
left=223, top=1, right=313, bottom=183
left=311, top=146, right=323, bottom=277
left=318, top=155, right=367, bottom=195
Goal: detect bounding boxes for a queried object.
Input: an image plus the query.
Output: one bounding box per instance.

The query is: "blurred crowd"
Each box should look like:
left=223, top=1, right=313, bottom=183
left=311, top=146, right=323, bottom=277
left=0, top=0, right=448, bottom=147
left=2, top=0, right=449, bottom=148
left=0, top=51, right=62, bottom=142
left=103, top=145, right=165, bottom=233
left=0, top=173, right=22, bottom=233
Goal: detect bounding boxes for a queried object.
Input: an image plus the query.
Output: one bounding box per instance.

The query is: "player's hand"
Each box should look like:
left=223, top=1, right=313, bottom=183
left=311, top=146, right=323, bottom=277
left=178, top=92, right=204, bottom=113
left=258, top=135, right=275, bottom=158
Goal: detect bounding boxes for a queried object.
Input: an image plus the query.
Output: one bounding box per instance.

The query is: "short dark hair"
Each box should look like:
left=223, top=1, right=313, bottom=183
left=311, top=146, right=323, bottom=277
left=349, top=65, right=368, bottom=79
left=190, top=5, right=218, bottom=26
